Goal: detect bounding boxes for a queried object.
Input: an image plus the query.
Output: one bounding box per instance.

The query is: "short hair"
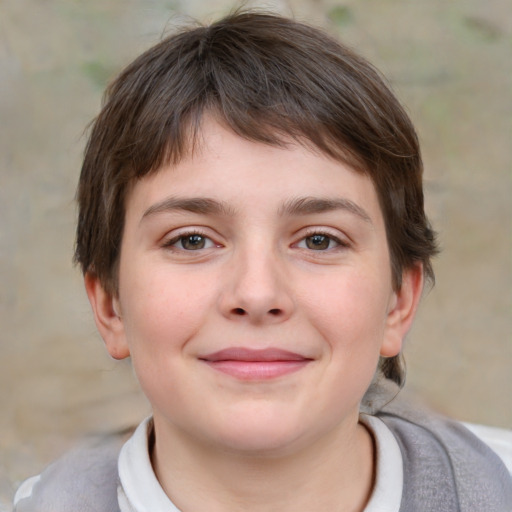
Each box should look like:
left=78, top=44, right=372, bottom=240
left=74, top=11, right=438, bottom=385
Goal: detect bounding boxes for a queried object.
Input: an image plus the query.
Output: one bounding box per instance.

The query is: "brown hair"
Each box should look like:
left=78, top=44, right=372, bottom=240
left=75, top=11, right=437, bottom=385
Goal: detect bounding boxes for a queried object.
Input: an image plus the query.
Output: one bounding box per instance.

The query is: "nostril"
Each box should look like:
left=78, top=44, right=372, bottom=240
left=233, top=308, right=246, bottom=315
left=268, top=308, right=281, bottom=316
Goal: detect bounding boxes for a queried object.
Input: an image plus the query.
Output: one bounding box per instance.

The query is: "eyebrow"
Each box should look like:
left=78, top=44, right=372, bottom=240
left=142, top=197, right=237, bottom=221
left=279, top=197, right=372, bottom=223
left=141, top=195, right=372, bottom=224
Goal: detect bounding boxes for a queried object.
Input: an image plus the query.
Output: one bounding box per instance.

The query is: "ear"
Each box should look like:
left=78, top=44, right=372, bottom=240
left=380, top=264, right=424, bottom=358
left=84, top=272, right=130, bottom=360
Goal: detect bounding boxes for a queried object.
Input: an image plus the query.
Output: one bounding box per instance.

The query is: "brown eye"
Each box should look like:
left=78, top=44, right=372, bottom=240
left=296, top=232, right=345, bottom=251
left=163, top=231, right=219, bottom=252
left=165, top=233, right=215, bottom=251
left=305, top=234, right=332, bottom=250
left=180, top=234, right=207, bottom=250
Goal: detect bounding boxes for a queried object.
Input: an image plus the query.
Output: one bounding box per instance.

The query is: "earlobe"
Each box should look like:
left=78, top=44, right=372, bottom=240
left=84, top=273, right=130, bottom=360
left=380, top=264, right=424, bottom=358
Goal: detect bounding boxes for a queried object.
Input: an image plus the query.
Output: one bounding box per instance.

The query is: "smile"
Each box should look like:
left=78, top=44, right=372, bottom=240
left=199, top=347, right=313, bottom=380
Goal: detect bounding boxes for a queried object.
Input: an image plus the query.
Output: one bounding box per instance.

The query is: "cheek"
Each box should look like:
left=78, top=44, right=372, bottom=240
left=120, top=268, right=212, bottom=356
left=118, top=272, right=209, bottom=411
left=302, top=270, right=390, bottom=354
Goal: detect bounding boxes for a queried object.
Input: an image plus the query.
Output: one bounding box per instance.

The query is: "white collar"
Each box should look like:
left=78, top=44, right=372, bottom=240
left=118, top=415, right=403, bottom=512
left=360, top=414, right=403, bottom=512
left=118, top=417, right=180, bottom=512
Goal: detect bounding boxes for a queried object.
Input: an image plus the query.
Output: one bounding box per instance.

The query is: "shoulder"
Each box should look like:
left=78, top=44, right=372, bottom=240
left=369, top=382, right=512, bottom=511
left=463, top=422, right=512, bottom=475
left=13, top=433, right=126, bottom=512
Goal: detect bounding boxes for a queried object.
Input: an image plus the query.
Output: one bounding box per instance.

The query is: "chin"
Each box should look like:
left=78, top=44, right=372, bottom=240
left=217, top=430, right=303, bottom=456
left=206, top=410, right=314, bottom=456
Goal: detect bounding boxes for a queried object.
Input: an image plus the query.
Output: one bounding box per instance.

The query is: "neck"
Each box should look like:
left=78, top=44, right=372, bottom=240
left=151, top=417, right=375, bottom=512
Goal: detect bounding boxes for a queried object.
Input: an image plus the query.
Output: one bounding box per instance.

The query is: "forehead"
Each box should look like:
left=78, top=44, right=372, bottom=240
left=124, top=118, right=383, bottom=226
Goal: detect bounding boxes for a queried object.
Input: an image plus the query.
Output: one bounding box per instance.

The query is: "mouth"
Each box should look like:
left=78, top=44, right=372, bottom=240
left=199, top=347, right=313, bottom=380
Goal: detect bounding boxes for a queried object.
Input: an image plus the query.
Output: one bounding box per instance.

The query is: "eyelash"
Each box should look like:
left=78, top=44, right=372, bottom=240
left=162, top=230, right=216, bottom=251
left=296, top=229, right=350, bottom=251
left=161, top=229, right=349, bottom=253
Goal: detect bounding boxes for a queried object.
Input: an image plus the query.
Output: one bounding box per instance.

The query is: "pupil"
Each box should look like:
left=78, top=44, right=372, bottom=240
left=307, top=235, right=329, bottom=250
left=183, top=235, right=205, bottom=250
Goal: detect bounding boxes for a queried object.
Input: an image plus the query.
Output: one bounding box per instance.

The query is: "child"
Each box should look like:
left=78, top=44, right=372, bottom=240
left=14, top=11, right=512, bottom=512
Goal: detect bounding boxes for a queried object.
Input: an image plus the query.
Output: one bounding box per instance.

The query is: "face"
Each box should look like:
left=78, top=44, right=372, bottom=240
left=88, top=119, right=421, bottom=456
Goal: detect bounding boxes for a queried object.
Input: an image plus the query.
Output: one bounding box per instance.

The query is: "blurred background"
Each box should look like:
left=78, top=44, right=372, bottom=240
left=1, top=0, right=511, bottom=507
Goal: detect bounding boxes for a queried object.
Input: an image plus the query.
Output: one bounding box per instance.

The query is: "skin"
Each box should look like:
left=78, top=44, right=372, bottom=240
left=86, top=119, right=423, bottom=511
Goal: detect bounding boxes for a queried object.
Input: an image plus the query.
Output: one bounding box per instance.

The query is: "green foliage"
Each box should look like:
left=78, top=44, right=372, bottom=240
left=462, top=16, right=503, bottom=43
left=82, top=60, right=113, bottom=89
left=328, top=5, right=353, bottom=27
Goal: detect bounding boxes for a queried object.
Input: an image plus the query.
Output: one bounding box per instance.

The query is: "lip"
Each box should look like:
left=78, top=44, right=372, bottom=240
left=199, top=347, right=313, bottom=380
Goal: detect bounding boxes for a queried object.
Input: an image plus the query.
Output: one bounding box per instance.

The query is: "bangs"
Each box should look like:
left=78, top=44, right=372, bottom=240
left=99, top=13, right=393, bottom=180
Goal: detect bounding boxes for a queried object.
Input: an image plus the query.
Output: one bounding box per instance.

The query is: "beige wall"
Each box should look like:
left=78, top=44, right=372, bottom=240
left=1, top=0, right=511, bottom=506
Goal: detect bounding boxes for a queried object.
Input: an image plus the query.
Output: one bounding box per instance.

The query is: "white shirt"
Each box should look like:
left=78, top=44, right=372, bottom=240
left=117, top=415, right=404, bottom=512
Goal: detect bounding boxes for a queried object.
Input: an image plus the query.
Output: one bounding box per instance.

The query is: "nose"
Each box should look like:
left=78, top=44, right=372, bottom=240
left=218, top=246, right=295, bottom=324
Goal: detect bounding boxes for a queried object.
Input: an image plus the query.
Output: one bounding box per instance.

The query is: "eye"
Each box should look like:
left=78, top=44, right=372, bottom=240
left=165, top=233, right=216, bottom=251
left=296, top=232, right=345, bottom=251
